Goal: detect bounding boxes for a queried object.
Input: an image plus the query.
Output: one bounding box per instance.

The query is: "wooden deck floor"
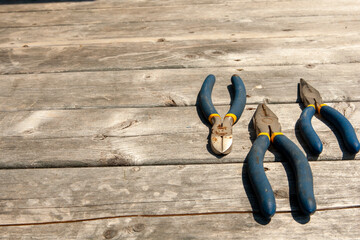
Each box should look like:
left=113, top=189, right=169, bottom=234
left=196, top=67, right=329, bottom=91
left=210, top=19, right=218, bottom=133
left=0, top=0, right=360, bottom=239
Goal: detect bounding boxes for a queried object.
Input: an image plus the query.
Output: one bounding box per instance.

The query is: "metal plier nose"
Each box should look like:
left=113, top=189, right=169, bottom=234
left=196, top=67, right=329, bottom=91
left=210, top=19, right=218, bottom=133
left=299, top=79, right=360, bottom=155
left=247, top=104, right=316, bottom=218
left=198, top=74, right=246, bottom=155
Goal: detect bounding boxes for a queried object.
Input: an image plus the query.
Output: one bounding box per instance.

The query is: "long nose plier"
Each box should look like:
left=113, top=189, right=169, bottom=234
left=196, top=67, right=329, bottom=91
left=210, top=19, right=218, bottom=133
left=246, top=104, right=316, bottom=218
left=199, top=74, right=246, bottom=155
left=299, top=79, right=360, bottom=155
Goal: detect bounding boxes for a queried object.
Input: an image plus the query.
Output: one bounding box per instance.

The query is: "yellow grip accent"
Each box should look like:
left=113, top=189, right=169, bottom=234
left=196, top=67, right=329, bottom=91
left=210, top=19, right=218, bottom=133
left=307, top=104, right=315, bottom=109
left=225, top=113, right=237, bottom=124
left=208, top=113, right=221, bottom=123
left=258, top=132, right=270, bottom=141
left=317, top=104, right=327, bottom=114
left=271, top=132, right=284, bottom=142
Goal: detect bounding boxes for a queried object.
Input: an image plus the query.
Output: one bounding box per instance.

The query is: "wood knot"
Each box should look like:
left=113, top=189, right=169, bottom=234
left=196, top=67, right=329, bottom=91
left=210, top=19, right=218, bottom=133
left=305, top=64, right=315, bottom=69
left=103, top=229, right=118, bottom=239
left=93, top=134, right=108, bottom=140
left=157, top=38, right=166, bottom=42
left=211, top=50, right=225, bottom=55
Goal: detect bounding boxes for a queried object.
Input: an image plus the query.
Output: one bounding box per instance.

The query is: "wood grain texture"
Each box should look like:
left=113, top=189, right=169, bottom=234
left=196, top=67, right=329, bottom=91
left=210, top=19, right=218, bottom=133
left=0, top=0, right=359, bottom=238
left=0, top=161, right=359, bottom=225
left=0, top=102, right=358, bottom=168
left=1, top=208, right=359, bottom=239
left=0, top=0, right=277, bottom=12
left=2, top=14, right=359, bottom=48
left=2, top=35, right=360, bottom=75
left=1, top=64, right=359, bottom=111
left=1, top=0, right=359, bottom=27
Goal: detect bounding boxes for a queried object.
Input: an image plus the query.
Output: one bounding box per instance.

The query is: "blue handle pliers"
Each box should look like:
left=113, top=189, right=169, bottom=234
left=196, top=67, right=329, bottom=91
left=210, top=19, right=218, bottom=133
left=246, top=104, right=316, bottom=218
left=299, top=79, right=360, bottom=155
left=199, top=74, right=246, bottom=155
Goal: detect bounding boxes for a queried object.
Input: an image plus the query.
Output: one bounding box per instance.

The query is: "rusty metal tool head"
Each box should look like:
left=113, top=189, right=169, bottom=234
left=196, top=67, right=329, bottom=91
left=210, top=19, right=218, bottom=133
left=253, top=103, right=281, bottom=138
left=210, top=115, right=234, bottom=155
left=199, top=74, right=246, bottom=155
left=299, top=78, right=324, bottom=111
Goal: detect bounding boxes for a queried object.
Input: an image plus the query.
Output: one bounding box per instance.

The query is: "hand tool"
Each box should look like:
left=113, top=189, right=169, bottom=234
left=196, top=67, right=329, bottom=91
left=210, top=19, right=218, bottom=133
left=299, top=79, right=360, bottom=155
left=199, top=74, right=246, bottom=155
left=246, top=104, right=316, bottom=218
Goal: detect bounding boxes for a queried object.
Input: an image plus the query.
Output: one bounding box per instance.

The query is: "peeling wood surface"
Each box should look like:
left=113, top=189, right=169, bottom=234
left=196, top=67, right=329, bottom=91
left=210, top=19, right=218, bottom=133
left=0, top=162, right=359, bottom=225
left=0, top=0, right=360, bottom=238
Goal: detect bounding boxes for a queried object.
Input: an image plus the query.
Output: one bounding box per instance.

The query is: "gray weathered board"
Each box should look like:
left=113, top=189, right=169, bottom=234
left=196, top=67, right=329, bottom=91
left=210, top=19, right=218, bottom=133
left=1, top=209, right=359, bottom=239
left=1, top=64, right=359, bottom=111
left=0, top=0, right=359, bottom=238
left=0, top=103, right=359, bottom=168
left=2, top=35, right=360, bottom=75
left=0, top=162, right=359, bottom=223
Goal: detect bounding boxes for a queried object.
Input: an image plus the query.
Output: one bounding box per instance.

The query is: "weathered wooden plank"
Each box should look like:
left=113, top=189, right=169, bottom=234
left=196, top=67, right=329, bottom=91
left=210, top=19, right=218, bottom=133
left=0, top=103, right=358, bottom=168
left=1, top=0, right=359, bottom=28
left=0, top=161, right=359, bottom=225
left=0, top=0, right=310, bottom=13
left=1, top=64, right=359, bottom=111
left=1, top=125, right=358, bottom=168
left=2, top=15, right=359, bottom=48
left=1, top=103, right=358, bottom=139
left=2, top=34, right=360, bottom=75
left=1, top=208, right=359, bottom=239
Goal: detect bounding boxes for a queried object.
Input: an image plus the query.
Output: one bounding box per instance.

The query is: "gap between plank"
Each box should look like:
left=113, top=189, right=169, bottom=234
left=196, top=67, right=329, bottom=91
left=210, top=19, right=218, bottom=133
left=1, top=205, right=359, bottom=227
left=1, top=100, right=359, bottom=113
left=0, top=159, right=358, bottom=170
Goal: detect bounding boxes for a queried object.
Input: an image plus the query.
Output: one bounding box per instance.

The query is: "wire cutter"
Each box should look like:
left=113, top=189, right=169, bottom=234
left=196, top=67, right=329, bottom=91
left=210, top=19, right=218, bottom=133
left=199, top=74, right=246, bottom=155
left=299, top=79, right=360, bottom=155
left=246, top=104, right=316, bottom=218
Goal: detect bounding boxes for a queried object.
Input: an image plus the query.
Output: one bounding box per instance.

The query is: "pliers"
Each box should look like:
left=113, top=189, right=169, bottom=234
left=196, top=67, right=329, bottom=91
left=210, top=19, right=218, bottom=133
left=246, top=104, right=316, bottom=218
left=199, top=74, right=246, bottom=155
left=299, top=79, right=360, bottom=155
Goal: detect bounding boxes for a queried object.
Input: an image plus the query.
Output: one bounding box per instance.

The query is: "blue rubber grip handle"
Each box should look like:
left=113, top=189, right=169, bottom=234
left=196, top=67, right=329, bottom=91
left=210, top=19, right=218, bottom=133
left=199, top=74, right=218, bottom=122
left=320, top=106, right=360, bottom=154
left=299, top=106, right=323, bottom=155
left=227, top=75, right=246, bottom=123
left=273, top=135, right=316, bottom=215
left=246, top=135, right=276, bottom=218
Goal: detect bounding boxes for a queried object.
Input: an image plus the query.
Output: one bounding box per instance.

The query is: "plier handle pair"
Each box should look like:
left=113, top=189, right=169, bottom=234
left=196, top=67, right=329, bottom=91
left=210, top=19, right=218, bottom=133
left=199, top=74, right=246, bottom=155
left=299, top=79, right=360, bottom=155
left=247, top=104, right=316, bottom=218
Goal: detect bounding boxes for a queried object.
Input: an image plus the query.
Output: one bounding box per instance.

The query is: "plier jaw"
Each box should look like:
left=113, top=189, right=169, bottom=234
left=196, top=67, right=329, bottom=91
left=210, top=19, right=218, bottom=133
left=253, top=103, right=281, bottom=138
left=210, top=116, right=233, bottom=155
left=299, top=78, right=324, bottom=111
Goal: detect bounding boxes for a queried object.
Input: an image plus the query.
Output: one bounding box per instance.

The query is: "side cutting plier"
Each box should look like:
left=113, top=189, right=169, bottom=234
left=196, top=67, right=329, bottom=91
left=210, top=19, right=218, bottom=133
left=199, top=74, right=246, bottom=155
left=299, top=79, right=360, bottom=155
left=246, top=104, right=316, bottom=218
